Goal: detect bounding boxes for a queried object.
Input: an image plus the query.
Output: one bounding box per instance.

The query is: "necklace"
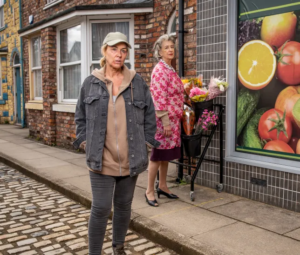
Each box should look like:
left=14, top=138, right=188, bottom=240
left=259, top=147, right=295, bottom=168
left=160, top=59, right=175, bottom=73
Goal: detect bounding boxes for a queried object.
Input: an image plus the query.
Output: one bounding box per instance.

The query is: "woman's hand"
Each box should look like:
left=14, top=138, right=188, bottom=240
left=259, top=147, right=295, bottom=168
left=164, top=125, right=172, bottom=137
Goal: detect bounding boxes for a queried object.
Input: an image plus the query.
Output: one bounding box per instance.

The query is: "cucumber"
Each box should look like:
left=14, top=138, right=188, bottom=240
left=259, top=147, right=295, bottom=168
left=242, top=108, right=269, bottom=149
left=237, top=88, right=260, bottom=137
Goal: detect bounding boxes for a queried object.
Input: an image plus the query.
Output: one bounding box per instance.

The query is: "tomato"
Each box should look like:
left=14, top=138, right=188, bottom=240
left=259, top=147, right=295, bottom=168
left=276, top=41, right=300, bottom=85
left=258, top=109, right=292, bottom=143
left=288, top=137, right=299, bottom=152
left=275, top=86, right=300, bottom=135
left=264, top=140, right=295, bottom=153
left=261, top=12, right=297, bottom=49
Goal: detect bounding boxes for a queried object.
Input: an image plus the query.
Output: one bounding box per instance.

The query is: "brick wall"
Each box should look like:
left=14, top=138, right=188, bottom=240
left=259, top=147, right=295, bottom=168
left=41, top=27, right=57, bottom=145
left=22, top=0, right=127, bottom=29
left=28, top=109, right=44, bottom=138
left=56, top=112, right=76, bottom=149
left=135, top=0, right=197, bottom=83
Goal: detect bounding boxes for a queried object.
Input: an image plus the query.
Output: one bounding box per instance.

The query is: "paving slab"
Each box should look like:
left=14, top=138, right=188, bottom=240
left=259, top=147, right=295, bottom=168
left=34, top=147, right=65, bottom=155
left=21, top=143, right=49, bottom=149
left=171, top=184, right=243, bottom=208
left=135, top=200, right=236, bottom=237
left=50, top=152, right=86, bottom=161
left=210, top=200, right=300, bottom=234
left=284, top=228, right=300, bottom=241
left=66, top=158, right=87, bottom=168
left=193, top=222, right=300, bottom=255
left=23, top=157, right=71, bottom=169
left=64, top=175, right=92, bottom=194
left=7, top=151, right=50, bottom=161
left=37, top=165, right=88, bottom=180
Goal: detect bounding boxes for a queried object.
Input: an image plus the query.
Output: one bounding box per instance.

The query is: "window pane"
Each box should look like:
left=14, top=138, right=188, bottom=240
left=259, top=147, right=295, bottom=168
left=0, top=7, right=3, bottom=28
left=171, top=17, right=176, bottom=33
left=14, top=54, right=20, bottom=65
left=92, top=22, right=129, bottom=61
left=63, top=64, right=81, bottom=99
left=32, top=37, right=41, bottom=68
left=60, top=25, right=81, bottom=63
left=33, top=70, right=42, bottom=99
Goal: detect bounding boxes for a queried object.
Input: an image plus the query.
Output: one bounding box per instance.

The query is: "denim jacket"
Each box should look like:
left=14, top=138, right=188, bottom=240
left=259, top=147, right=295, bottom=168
left=73, top=74, right=160, bottom=177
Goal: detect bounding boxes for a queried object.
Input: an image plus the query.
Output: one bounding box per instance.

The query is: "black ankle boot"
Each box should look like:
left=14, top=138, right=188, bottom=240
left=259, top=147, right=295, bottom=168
left=113, top=244, right=126, bottom=255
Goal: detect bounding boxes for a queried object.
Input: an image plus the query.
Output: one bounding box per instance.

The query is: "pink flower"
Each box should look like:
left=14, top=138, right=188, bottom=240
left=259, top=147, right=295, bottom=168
left=189, top=87, right=207, bottom=98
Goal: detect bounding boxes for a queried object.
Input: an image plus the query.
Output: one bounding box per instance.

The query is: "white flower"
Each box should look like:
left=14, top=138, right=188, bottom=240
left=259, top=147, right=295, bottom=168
left=220, top=85, right=224, bottom=92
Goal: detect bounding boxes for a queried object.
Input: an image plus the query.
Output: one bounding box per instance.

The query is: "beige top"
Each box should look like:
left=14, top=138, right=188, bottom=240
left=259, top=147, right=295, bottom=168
left=88, top=65, right=136, bottom=176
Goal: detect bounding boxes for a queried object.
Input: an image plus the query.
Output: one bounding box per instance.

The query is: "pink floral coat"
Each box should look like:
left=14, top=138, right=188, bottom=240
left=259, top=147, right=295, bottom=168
left=150, top=61, right=184, bottom=150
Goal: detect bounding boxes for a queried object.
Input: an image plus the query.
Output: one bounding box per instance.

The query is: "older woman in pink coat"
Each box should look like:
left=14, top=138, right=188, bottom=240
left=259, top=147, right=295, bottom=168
left=145, top=34, right=184, bottom=207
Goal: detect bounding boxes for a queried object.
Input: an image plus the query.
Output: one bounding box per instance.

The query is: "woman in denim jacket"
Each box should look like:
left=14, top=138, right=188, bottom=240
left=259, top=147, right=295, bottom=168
left=74, top=32, right=159, bottom=255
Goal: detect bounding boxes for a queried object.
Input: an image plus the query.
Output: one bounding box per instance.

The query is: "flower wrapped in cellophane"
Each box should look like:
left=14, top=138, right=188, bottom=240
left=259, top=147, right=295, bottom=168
left=189, top=87, right=209, bottom=102
left=207, top=76, right=229, bottom=100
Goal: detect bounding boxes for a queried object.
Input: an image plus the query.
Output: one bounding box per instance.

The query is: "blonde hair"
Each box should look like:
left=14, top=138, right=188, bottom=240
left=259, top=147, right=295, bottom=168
left=100, top=44, right=108, bottom=67
left=153, top=34, right=176, bottom=61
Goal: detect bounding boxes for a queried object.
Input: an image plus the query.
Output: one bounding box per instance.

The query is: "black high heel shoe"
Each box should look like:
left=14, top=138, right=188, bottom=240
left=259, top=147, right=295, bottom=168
left=145, top=194, right=159, bottom=207
left=157, top=188, right=179, bottom=199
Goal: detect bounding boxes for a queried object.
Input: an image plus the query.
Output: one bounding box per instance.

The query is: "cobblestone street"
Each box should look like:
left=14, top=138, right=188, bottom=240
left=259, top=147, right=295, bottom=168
left=0, top=162, right=176, bottom=255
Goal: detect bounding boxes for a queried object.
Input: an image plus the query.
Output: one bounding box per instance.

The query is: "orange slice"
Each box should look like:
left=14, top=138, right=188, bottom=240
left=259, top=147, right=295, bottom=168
left=238, top=40, right=276, bottom=90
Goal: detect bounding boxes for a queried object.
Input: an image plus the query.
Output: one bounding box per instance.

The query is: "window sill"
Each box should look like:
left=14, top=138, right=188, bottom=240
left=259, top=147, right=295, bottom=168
left=0, top=25, right=7, bottom=32
left=43, top=0, right=64, bottom=10
left=52, top=104, right=76, bottom=113
left=25, top=102, right=43, bottom=110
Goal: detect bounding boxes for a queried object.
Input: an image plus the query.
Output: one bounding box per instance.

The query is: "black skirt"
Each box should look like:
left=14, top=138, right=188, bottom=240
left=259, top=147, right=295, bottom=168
left=150, top=147, right=181, bottom=161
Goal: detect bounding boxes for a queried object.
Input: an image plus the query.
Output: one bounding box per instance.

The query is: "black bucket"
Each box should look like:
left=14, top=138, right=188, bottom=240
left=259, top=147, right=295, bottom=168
left=191, top=99, right=213, bottom=121
left=181, top=133, right=202, bottom=158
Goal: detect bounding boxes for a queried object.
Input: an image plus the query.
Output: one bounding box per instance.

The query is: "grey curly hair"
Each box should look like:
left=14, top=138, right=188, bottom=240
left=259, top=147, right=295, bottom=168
left=153, top=34, right=176, bottom=61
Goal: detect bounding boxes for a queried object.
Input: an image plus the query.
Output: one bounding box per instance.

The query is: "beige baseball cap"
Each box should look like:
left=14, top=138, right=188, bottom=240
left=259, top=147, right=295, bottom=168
left=103, top=32, right=132, bottom=49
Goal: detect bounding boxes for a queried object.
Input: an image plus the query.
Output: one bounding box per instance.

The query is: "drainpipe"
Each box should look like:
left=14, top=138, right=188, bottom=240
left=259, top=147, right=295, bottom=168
left=19, top=0, right=25, bottom=128
left=178, top=0, right=184, bottom=78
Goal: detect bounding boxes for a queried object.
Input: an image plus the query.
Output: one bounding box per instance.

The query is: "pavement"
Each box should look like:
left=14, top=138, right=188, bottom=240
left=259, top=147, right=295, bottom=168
left=0, top=163, right=176, bottom=255
left=1, top=125, right=300, bottom=255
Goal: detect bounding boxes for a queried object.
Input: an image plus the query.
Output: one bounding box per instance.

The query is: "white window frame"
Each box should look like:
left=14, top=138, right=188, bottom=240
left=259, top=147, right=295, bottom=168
left=57, top=17, right=86, bottom=104
left=56, top=15, right=134, bottom=104
left=0, top=0, right=4, bottom=29
left=30, top=36, right=42, bottom=101
left=167, top=11, right=176, bottom=36
left=88, top=17, right=134, bottom=73
left=225, top=0, right=300, bottom=174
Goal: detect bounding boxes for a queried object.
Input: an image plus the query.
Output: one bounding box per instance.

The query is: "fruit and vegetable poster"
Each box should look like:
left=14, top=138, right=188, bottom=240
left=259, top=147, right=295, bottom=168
left=236, top=0, right=300, bottom=160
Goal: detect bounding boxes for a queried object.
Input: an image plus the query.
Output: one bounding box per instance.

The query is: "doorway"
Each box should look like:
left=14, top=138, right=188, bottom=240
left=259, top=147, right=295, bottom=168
left=13, top=54, right=22, bottom=125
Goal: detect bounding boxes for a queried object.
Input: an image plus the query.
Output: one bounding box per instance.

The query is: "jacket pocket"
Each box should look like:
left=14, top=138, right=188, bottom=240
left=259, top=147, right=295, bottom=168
left=84, top=96, right=100, bottom=119
left=133, top=100, right=147, bottom=124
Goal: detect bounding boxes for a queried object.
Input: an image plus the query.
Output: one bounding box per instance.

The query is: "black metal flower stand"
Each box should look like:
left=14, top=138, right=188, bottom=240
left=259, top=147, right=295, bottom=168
left=170, top=103, right=225, bottom=201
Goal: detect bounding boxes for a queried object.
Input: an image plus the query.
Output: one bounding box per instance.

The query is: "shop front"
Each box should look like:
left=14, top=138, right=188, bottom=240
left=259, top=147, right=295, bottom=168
left=196, top=0, right=300, bottom=211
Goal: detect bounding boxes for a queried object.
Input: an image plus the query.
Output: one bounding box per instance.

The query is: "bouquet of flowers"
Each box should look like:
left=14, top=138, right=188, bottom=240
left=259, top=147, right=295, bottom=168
left=194, top=110, right=218, bottom=135
left=182, top=75, right=228, bottom=103
left=189, top=87, right=209, bottom=102
left=182, top=75, right=204, bottom=106
left=206, top=76, right=229, bottom=101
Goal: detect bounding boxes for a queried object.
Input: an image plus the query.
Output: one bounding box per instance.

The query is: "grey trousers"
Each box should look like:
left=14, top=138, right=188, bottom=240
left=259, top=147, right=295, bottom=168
left=88, top=171, right=138, bottom=255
